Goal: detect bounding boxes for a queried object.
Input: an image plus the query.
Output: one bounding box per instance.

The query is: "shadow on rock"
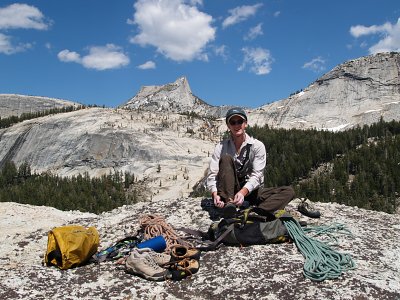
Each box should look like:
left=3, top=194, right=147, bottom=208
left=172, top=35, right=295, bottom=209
left=200, top=198, right=223, bottom=221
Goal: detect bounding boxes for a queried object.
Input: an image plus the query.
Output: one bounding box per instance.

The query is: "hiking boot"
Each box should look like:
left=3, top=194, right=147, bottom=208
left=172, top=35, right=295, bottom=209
left=297, top=200, right=321, bottom=218
left=170, top=245, right=201, bottom=262
left=222, top=202, right=237, bottom=219
left=169, top=258, right=200, bottom=281
left=125, top=249, right=170, bottom=281
left=136, top=247, right=171, bottom=266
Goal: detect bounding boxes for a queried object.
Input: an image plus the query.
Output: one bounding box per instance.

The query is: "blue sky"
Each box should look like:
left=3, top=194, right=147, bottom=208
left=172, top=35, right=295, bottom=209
left=0, top=1, right=399, bottom=108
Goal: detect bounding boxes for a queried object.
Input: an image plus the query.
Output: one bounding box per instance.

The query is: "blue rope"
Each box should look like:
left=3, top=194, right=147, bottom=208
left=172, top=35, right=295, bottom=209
left=283, top=219, right=356, bottom=281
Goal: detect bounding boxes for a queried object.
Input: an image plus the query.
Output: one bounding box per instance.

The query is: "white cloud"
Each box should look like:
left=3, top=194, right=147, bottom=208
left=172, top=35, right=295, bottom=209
left=350, top=23, right=392, bottom=38
left=58, top=49, right=81, bottom=63
left=0, top=33, right=15, bottom=54
left=222, top=3, right=263, bottom=28
left=238, top=47, right=273, bottom=75
left=82, top=45, right=130, bottom=70
left=58, top=44, right=130, bottom=70
left=129, top=0, right=215, bottom=62
left=244, top=23, right=263, bottom=40
left=273, top=11, right=281, bottom=18
left=214, top=44, right=228, bottom=61
left=137, top=60, right=156, bottom=69
left=302, top=56, right=326, bottom=73
left=0, top=3, right=50, bottom=30
left=0, top=4, right=50, bottom=55
left=187, top=0, right=203, bottom=5
left=0, top=33, right=31, bottom=54
left=350, top=18, right=400, bottom=54
left=215, top=45, right=227, bottom=56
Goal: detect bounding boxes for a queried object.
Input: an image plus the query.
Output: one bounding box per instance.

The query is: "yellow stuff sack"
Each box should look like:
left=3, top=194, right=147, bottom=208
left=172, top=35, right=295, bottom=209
left=44, top=225, right=99, bottom=270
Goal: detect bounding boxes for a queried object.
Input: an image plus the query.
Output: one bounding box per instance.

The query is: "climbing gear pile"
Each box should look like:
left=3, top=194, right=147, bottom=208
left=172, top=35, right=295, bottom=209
left=139, top=214, right=194, bottom=252
left=92, top=214, right=201, bottom=281
left=137, top=214, right=201, bottom=281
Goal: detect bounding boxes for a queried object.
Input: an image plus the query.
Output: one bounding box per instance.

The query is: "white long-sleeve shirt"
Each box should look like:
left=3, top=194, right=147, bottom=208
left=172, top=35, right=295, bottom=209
left=206, top=133, right=266, bottom=194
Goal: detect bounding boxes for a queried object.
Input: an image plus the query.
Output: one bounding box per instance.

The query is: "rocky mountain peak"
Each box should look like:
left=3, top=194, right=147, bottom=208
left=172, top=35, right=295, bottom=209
left=250, top=52, right=400, bottom=131
left=120, top=76, right=232, bottom=118
left=316, top=52, right=400, bottom=85
left=121, top=76, right=198, bottom=112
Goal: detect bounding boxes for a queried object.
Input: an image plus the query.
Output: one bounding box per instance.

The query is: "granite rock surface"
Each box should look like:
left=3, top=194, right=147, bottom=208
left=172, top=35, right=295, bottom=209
left=1, top=198, right=399, bottom=300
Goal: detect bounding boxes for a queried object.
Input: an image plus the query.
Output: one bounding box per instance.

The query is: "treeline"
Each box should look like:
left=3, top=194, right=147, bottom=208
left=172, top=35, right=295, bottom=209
left=0, top=161, right=139, bottom=214
left=247, top=118, right=400, bottom=213
left=0, top=105, right=85, bottom=129
left=1, top=116, right=399, bottom=214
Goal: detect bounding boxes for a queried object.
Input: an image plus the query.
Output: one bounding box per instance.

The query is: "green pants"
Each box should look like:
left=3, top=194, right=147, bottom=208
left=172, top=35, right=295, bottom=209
left=216, top=154, right=294, bottom=212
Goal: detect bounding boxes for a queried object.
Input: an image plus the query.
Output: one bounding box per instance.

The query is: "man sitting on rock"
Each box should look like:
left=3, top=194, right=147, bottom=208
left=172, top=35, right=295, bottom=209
left=206, top=107, right=295, bottom=218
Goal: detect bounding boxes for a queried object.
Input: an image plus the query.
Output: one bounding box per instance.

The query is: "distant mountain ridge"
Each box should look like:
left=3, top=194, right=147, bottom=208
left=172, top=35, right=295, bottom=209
left=250, top=52, right=400, bottom=131
left=0, top=107, right=220, bottom=201
left=3, top=52, right=400, bottom=129
left=0, top=94, right=80, bottom=118
left=120, top=52, right=400, bottom=130
left=1, top=52, right=400, bottom=184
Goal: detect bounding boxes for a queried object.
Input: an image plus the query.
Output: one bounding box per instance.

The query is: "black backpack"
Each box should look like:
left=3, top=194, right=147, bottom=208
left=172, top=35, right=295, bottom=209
left=207, top=209, right=291, bottom=247
left=182, top=208, right=293, bottom=251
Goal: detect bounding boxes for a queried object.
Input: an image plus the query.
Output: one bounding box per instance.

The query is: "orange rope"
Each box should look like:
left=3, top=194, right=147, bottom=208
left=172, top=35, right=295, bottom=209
left=139, top=214, right=193, bottom=252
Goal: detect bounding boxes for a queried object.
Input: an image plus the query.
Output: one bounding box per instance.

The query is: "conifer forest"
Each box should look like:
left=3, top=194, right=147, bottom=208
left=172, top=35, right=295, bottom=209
left=248, top=118, right=400, bottom=214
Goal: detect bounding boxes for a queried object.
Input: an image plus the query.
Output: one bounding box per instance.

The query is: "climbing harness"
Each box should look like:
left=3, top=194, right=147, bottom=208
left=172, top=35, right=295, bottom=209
left=93, top=235, right=141, bottom=263
left=283, top=218, right=356, bottom=281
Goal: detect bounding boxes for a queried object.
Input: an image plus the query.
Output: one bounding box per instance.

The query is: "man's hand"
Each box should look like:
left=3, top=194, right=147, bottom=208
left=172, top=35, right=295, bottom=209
left=232, top=191, right=245, bottom=206
left=213, top=193, right=224, bottom=208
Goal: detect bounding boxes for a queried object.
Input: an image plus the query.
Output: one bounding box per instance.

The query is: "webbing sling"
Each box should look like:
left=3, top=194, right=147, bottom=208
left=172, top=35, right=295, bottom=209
left=282, top=218, right=356, bottom=281
left=177, top=225, right=235, bottom=251
left=236, top=144, right=252, bottom=182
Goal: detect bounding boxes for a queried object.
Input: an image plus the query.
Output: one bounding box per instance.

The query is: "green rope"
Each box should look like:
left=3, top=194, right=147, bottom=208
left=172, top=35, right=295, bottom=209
left=283, top=219, right=356, bottom=282
left=302, top=223, right=353, bottom=246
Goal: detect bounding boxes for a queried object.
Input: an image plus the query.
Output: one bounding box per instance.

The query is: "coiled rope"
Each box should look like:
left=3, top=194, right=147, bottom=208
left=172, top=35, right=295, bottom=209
left=139, top=214, right=193, bottom=252
left=283, top=219, right=356, bottom=281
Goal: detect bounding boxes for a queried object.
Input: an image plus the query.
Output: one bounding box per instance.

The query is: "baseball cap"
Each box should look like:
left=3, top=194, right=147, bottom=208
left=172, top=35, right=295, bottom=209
left=225, top=107, right=247, bottom=123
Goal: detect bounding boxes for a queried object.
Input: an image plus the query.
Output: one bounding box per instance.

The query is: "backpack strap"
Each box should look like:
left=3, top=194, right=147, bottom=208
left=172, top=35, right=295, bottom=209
left=177, top=224, right=235, bottom=252
left=177, top=227, right=207, bottom=239
left=237, top=144, right=252, bottom=173
left=196, top=224, right=235, bottom=251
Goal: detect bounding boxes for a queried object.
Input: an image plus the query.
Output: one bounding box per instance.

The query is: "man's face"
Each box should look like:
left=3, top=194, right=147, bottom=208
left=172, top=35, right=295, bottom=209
left=227, top=116, right=247, bottom=137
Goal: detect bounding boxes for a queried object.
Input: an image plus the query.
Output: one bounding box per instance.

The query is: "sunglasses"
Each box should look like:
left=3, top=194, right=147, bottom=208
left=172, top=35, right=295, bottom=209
left=229, top=119, right=245, bottom=126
